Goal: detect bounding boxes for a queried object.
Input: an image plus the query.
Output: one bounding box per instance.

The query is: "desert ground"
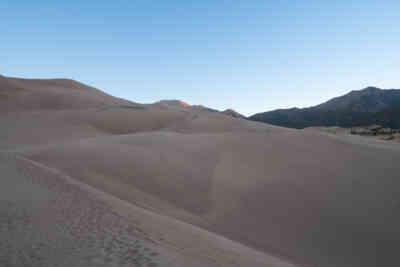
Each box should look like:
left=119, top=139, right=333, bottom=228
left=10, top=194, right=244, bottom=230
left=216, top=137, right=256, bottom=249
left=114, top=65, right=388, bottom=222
left=1, top=75, right=400, bottom=267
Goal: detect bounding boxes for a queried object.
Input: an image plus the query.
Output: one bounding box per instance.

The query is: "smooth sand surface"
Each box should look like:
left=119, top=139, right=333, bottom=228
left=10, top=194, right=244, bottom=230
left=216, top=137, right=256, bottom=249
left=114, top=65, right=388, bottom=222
left=2, top=75, right=400, bottom=267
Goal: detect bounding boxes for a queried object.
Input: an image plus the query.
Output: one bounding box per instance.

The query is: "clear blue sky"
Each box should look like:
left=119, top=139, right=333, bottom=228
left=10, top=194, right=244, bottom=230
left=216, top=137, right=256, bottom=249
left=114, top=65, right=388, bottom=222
left=2, top=1, right=399, bottom=115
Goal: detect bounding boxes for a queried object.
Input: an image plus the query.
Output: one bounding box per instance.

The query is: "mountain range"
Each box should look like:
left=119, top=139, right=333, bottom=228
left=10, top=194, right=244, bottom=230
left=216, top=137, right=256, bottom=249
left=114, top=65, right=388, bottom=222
left=249, top=86, right=400, bottom=129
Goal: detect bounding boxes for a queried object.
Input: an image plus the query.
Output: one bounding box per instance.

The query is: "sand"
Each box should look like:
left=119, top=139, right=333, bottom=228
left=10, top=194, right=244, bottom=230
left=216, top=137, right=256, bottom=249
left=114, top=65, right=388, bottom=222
left=1, top=75, right=400, bottom=267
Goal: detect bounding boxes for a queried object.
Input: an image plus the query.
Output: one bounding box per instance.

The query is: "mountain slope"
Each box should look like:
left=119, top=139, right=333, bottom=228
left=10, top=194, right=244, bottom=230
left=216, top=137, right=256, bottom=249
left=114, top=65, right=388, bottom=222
left=249, top=87, right=400, bottom=129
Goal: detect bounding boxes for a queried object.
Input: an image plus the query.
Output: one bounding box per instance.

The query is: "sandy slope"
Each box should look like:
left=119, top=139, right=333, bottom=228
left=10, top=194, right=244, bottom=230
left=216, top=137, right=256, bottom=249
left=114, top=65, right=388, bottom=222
left=2, top=75, right=400, bottom=267
left=0, top=153, right=188, bottom=267
left=19, top=129, right=400, bottom=267
left=1, top=152, right=294, bottom=267
left=0, top=75, right=134, bottom=112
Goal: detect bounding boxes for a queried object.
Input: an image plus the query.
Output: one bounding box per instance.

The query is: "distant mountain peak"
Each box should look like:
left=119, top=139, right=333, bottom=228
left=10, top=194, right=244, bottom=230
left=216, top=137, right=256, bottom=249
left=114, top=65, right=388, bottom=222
left=363, top=86, right=381, bottom=91
left=156, top=99, right=190, bottom=108
left=222, top=109, right=246, bottom=119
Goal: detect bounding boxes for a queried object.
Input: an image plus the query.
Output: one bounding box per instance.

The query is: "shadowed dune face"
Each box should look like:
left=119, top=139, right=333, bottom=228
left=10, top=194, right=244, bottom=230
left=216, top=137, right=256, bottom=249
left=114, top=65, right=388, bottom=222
left=209, top=133, right=400, bottom=267
left=23, top=133, right=221, bottom=215
left=3, top=75, right=400, bottom=267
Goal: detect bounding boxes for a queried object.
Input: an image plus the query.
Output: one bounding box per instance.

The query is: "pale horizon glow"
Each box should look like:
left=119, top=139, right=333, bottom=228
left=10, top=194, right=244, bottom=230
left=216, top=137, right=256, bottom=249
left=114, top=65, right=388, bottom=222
left=2, top=1, right=399, bottom=116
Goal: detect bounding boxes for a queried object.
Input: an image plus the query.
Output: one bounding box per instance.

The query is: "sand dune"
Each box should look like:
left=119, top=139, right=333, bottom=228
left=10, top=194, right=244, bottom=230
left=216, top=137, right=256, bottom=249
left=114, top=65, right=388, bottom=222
left=19, top=130, right=400, bottom=267
left=2, top=75, right=400, bottom=267
left=0, top=75, right=134, bottom=112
